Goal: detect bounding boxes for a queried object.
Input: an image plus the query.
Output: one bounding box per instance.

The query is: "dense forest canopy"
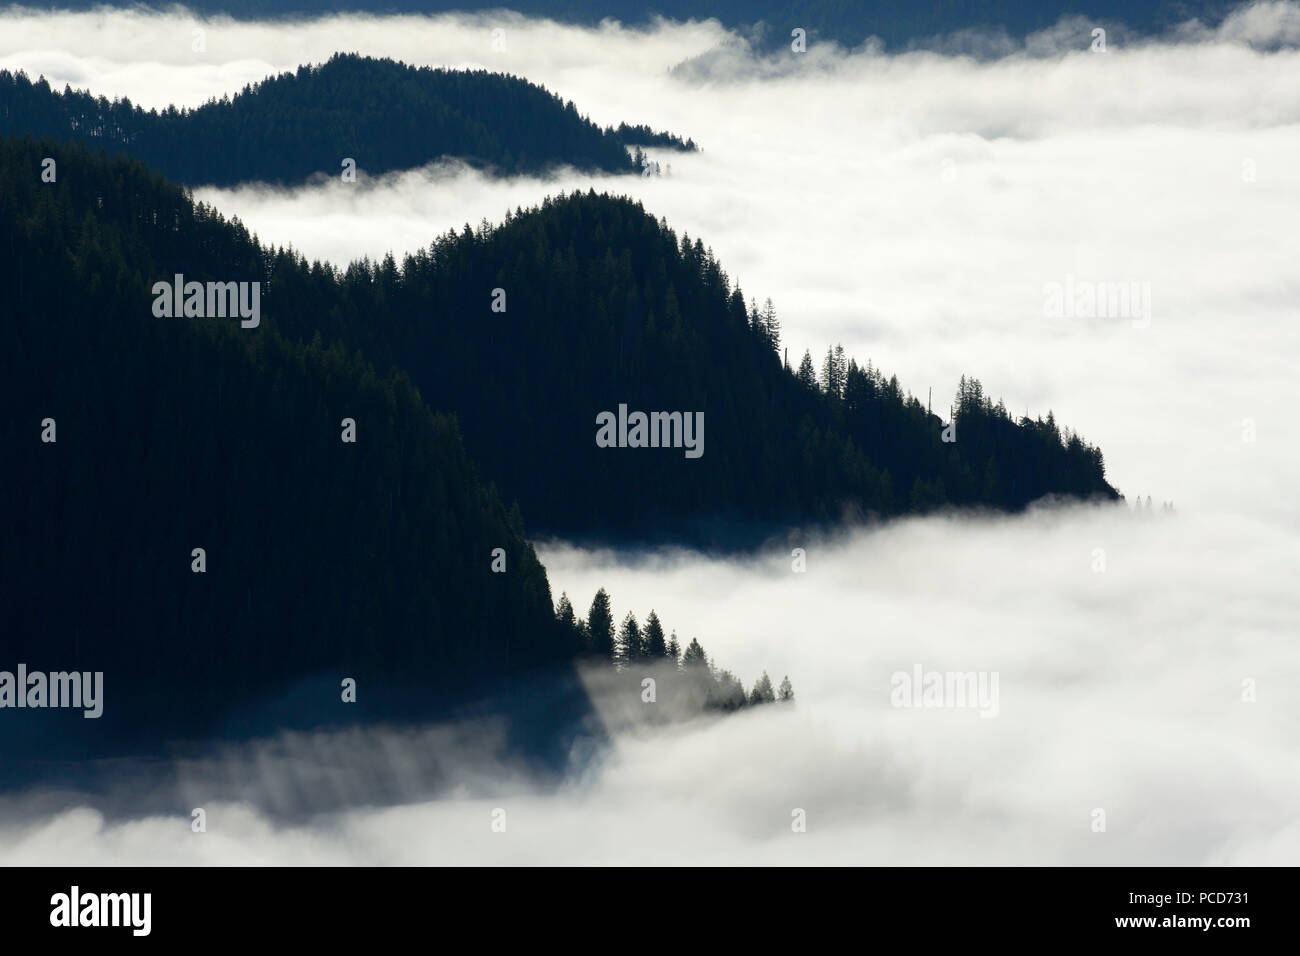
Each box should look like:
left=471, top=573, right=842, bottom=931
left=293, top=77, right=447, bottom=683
left=254, top=202, right=1117, bottom=543
left=348, top=195, right=1118, bottom=543
left=0, top=136, right=771, bottom=774
left=0, top=54, right=697, bottom=186
left=2, top=134, right=1117, bottom=552
left=0, top=125, right=1117, bottom=763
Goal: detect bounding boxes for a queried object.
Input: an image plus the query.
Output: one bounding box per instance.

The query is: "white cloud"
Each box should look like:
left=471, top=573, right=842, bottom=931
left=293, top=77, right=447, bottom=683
left=1, top=4, right=1297, bottom=864
left=2, top=504, right=1296, bottom=865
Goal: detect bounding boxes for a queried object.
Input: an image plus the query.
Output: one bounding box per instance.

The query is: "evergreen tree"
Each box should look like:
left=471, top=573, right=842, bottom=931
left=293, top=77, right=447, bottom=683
left=778, top=675, right=794, bottom=702
left=556, top=593, right=575, bottom=630
left=617, top=611, right=642, bottom=666
left=796, top=349, right=817, bottom=388
left=710, top=669, right=748, bottom=710
left=750, top=671, right=776, bottom=704
left=555, top=592, right=580, bottom=652
left=761, top=297, right=780, bottom=353
left=682, top=638, right=708, bottom=669
left=643, top=610, right=668, bottom=657
left=821, top=344, right=849, bottom=397
left=821, top=346, right=837, bottom=395
left=667, top=631, right=681, bottom=665
left=587, top=588, right=615, bottom=659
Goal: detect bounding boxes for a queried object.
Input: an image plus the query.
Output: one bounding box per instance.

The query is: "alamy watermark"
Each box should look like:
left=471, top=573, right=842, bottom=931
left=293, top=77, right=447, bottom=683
left=1043, top=275, right=1151, bottom=329
left=890, top=664, right=999, bottom=718
left=50, top=886, right=150, bottom=936
left=0, top=664, right=103, bottom=718
left=152, top=273, right=260, bottom=328
left=596, top=404, right=704, bottom=459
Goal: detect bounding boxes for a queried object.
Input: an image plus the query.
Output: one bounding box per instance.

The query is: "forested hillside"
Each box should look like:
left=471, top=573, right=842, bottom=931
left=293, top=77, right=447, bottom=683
left=0, top=137, right=769, bottom=772
left=374, top=196, right=1118, bottom=541
left=3, top=136, right=1116, bottom=553
left=0, top=54, right=696, bottom=186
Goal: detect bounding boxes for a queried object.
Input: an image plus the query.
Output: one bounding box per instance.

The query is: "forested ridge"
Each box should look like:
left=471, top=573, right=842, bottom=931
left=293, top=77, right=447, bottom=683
left=395, top=197, right=1118, bottom=541
left=3, top=135, right=1117, bottom=553
left=0, top=54, right=697, bottom=187
left=0, top=137, right=773, bottom=771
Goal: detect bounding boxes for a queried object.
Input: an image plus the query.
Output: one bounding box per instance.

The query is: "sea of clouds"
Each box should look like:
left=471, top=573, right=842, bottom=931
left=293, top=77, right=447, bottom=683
left=1, top=2, right=1297, bottom=864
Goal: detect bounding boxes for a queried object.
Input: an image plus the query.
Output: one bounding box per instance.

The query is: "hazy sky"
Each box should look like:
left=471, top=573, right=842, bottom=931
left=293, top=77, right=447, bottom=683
left=1, top=3, right=1297, bottom=865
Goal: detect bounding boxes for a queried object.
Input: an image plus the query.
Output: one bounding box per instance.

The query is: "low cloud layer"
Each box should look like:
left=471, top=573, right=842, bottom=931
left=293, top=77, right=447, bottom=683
left=2, top=504, right=1296, bottom=864
left=1, top=5, right=1297, bottom=864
